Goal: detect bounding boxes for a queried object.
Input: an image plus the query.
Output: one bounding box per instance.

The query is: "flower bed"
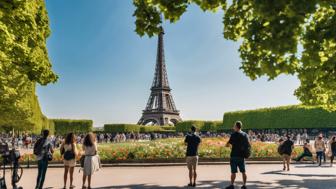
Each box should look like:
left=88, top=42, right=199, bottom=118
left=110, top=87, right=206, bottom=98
left=19, top=138, right=303, bottom=164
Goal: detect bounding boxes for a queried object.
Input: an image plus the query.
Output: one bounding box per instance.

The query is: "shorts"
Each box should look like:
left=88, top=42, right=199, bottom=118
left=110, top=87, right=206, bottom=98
left=282, top=154, right=291, bottom=161
left=186, top=156, right=198, bottom=169
left=230, top=157, right=245, bottom=173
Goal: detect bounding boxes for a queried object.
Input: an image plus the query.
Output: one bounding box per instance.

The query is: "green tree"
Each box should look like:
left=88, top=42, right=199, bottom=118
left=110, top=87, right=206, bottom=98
left=133, top=0, right=336, bottom=108
left=0, top=0, right=57, bottom=130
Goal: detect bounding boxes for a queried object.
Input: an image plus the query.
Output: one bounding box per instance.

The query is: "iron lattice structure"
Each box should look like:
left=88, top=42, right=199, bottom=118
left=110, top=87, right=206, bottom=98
left=138, top=28, right=182, bottom=126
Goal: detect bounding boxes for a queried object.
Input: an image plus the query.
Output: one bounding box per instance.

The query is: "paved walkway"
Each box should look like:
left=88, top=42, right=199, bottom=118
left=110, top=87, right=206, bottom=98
left=4, top=164, right=336, bottom=189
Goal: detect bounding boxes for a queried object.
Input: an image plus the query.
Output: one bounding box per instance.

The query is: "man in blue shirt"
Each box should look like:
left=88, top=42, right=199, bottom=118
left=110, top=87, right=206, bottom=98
left=185, top=125, right=201, bottom=187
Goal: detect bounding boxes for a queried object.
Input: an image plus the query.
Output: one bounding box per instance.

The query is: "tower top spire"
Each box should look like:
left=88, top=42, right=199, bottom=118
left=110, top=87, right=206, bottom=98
left=138, top=27, right=182, bottom=126
left=151, top=26, right=169, bottom=90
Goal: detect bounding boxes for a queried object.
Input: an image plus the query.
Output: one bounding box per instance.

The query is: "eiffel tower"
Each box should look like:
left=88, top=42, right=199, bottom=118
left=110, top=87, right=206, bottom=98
left=138, top=27, right=182, bottom=126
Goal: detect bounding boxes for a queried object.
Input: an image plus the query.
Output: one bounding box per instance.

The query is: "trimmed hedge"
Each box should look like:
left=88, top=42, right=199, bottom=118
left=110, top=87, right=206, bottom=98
left=222, top=105, right=336, bottom=130
left=161, top=126, right=175, bottom=131
left=104, top=124, right=176, bottom=133
left=104, top=124, right=140, bottom=133
left=40, top=116, right=55, bottom=134
left=175, top=120, right=222, bottom=132
left=140, top=126, right=163, bottom=133
left=53, top=119, right=93, bottom=135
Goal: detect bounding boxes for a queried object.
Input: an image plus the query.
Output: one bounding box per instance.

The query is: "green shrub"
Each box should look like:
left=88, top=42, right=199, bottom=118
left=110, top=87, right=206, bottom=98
left=104, top=124, right=140, bottom=133
left=203, top=121, right=222, bottom=132
left=41, top=116, right=55, bottom=134
left=161, top=126, right=175, bottom=131
left=139, top=126, right=163, bottom=133
left=222, top=105, right=336, bottom=130
left=175, top=120, right=222, bottom=132
left=158, top=130, right=176, bottom=133
left=53, top=119, right=93, bottom=135
left=104, top=124, right=176, bottom=133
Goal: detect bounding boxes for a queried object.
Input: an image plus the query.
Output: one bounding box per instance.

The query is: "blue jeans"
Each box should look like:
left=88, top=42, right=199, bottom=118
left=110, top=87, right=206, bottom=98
left=316, top=151, right=323, bottom=165
left=36, top=159, right=48, bottom=189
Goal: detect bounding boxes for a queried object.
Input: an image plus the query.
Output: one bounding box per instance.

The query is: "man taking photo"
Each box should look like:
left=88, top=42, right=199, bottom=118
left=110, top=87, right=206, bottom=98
left=185, top=125, right=201, bottom=187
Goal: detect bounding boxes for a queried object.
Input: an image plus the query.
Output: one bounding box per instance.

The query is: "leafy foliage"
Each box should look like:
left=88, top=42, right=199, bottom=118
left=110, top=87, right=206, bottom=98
left=0, top=0, right=57, bottom=130
left=133, top=0, right=336, bottom=107
left=222, top=105, right=336, bottom=129
left=104, top=124, right=141, bottom=133
left=104, top=124, right=176, bottom=133
left=175, top=120, right=222, bottom=132
left=52, top=119, right=93, bottom=135
left=0, top=84, right=52, bottom=134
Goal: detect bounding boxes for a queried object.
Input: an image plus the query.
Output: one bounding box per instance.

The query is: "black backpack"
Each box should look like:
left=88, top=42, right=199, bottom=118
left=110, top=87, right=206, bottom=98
left=239, top=133, right=251, bottom=159
left=33, top=138, right=45, bottom=156
left=278, top=144, right=285, bottom=155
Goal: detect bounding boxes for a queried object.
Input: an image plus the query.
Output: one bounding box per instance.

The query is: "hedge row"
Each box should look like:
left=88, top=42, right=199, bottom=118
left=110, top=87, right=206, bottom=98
left=104, top=124, right=176, bottom=133
left=175, top=120, right=223, bottom=132
left=52, top=119, right=93, bottom=135
left=104, top=124, right=140, bottom=133
left=222, top=105, right=336, bottom=130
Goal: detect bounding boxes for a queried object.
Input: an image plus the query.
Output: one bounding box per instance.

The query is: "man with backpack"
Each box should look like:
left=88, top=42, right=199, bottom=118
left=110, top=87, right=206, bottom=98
left=280, top=135, right=294, bottom=171
left=225, top=121, right=250, bottom=189
left=33, top=130, right=54, bottom=189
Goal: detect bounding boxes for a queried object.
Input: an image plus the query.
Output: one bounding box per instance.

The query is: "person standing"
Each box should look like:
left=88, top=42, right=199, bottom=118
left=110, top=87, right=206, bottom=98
left=60, top=133, right=78, bottom=189
left=34, top=130, right=54, bottom=189
left=281, top=135, right=294, bottom=171
left=82, top=133, right=100, bottom=189
left=184, top=125, right=201, bottom=187
left=225, top=121, right=250, bottom=189
left=329, top=136, right=336, bottom=166
left=315, top=135, right=326, bottom=166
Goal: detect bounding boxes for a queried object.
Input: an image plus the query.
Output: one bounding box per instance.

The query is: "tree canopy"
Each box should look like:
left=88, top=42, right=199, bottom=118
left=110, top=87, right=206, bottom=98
left=0, top=0, right=57, bottom=130
left=133, top=0, right=336, bottom=108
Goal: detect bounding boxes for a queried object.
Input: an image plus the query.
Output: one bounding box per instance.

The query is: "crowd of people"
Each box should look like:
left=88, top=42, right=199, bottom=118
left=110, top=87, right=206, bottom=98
left=279, top=133, right=336, bottom=168
left=33, top=130, right=100, bottom=189
left=95, top=132, right=182, bottom=143
left=3, top=124, right=336, bottom=189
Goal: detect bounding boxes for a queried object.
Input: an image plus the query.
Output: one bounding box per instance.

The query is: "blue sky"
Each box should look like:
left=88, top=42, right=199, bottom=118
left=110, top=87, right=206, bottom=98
left=38, top=0, right=300, bottom=127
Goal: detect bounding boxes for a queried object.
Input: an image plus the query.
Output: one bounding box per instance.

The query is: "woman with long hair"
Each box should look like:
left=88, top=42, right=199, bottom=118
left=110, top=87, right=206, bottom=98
left=60, top=133, right=78, bottom=189
left=82, top=133, right=100, bottom=189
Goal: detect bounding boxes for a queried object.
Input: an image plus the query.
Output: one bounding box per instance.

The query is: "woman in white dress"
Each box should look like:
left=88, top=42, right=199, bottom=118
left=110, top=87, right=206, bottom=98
left=82, top=133, right=100, bottom=189
left=60, top=133, right=78, bottom=189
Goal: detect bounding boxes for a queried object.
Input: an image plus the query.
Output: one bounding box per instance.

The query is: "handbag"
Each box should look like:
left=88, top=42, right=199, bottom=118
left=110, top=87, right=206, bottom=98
left=80, top=155, right=85, bottom=168
left=63, top=144, right=76, bottom=160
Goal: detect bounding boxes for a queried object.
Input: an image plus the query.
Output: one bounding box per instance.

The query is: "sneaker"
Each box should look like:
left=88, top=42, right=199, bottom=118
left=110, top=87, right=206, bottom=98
left=192, top=183, right=196, bottom=187
left=241, top=185, right=247, bottom=189
left=225, top=185, right=234, bottom=189
left=188, top=183, right=193, bottom=187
